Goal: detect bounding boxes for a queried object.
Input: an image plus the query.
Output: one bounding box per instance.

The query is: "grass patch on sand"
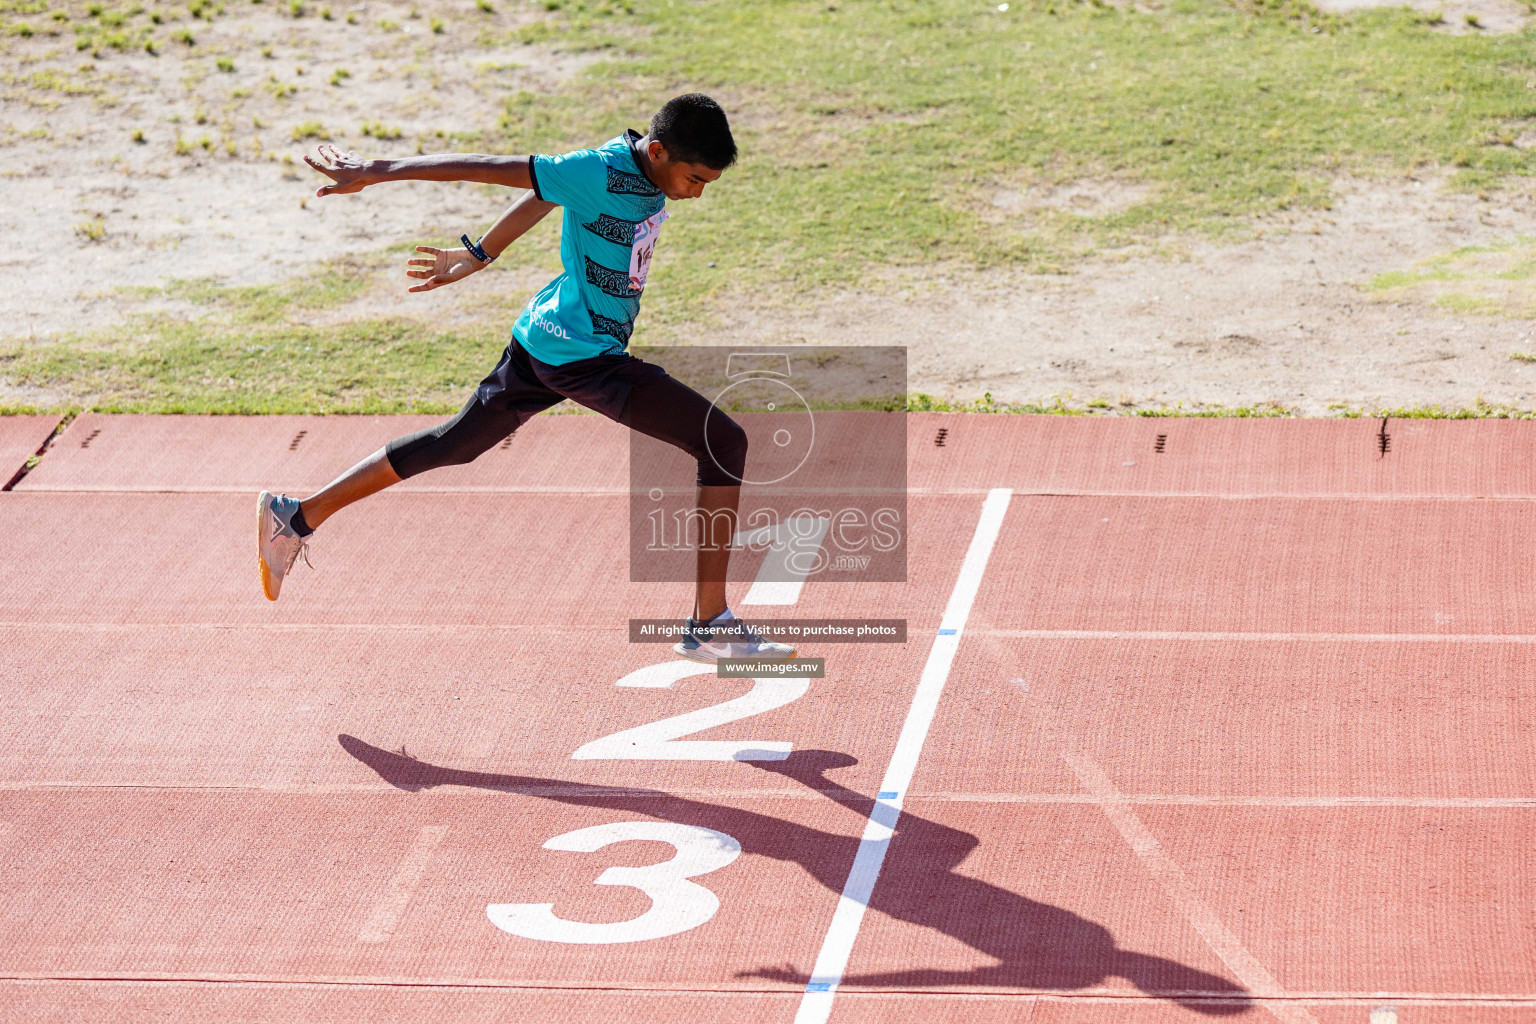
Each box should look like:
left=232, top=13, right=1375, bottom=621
left=122, top=258, right=375, bottom=324
left=1330, top=398, right=1536, bottom=417
left=0, top=319, right=509, bottom=413
left=1367, top=237, right=1536, bottom=318
left=0, top=253, right=510, bottom=413
left=1374, top=400, right=1536, bottom=418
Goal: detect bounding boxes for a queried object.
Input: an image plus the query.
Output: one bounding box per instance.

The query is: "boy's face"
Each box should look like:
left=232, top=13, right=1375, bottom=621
left=647, top=140, right=723, bottom=201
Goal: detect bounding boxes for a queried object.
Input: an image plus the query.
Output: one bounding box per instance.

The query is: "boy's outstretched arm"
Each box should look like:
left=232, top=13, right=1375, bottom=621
left=306, top=143, right=535, bottom=196
left=405, top=190, right=557, bottom=293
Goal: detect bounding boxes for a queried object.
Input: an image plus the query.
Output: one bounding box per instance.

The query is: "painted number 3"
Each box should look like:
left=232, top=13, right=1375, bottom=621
left=488, top=660, right=789, bottom=943
left=487, top=822, right=741, bottom=944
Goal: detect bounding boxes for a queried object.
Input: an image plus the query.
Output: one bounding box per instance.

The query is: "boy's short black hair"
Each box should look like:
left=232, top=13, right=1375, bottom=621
left=650, top=94, right=737, bottom=170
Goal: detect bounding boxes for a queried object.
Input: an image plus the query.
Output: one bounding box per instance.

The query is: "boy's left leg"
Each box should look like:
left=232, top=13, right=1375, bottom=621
left=690, top=484, right=739, bottom=623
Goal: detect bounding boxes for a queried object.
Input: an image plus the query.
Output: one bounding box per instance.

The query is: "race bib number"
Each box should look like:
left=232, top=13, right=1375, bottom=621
left=629, top=210, right=669, bottom=292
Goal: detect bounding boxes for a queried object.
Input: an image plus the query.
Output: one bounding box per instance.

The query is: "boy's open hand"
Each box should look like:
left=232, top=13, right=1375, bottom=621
left=406, top=245, right=485, bottom=292
left=306, top=143, right=376, bottom=196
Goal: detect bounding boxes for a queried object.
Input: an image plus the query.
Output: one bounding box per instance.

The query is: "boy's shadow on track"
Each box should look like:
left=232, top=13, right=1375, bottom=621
left=339, top=735, right=1250, bottom=1014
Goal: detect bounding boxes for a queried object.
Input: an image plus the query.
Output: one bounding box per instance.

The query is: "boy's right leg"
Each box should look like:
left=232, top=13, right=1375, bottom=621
left=296, top=386, right=529, bottom=531
left=258, top=392, right=535, bottom=600
left=298, top=448, right=402, bottom=532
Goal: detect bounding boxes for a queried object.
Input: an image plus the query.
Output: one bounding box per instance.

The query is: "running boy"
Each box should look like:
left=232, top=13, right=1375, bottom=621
left=257, top=94, right=794, bottom=665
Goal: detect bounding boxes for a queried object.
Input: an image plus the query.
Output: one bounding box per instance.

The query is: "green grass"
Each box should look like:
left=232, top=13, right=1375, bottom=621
left=290, top=119, right=328, bottom=140
left=359, top=119, right=402, bottom=139
left=480, top=0, right=1536, bottom=318
left=73, top=216, right=106, bottom=241
left=5, top=67, right=105, bottom=98
left=1132, top=401, right=1296, bottom=417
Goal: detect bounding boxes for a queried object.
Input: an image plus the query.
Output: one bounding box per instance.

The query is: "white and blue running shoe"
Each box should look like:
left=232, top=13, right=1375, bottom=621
left=258, top=490, right=313, bottom=601
left=673, top=609, right=797, bottom=664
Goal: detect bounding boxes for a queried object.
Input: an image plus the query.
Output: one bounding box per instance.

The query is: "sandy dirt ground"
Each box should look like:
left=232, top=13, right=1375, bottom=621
left=0, top=0, right=594, bottom=336
left=3, top=0, right=1534, bottom=413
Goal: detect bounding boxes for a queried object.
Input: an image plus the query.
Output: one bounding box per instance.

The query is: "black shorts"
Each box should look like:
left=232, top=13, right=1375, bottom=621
left=385, top=336, right=748, bottom=487
left=473, top=334, right=664, bottom=423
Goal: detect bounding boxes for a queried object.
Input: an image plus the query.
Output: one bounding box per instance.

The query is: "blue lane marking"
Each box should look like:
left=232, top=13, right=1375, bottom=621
left=805, top=982, right=832, bottom=993
left=877, top=791, right=899, bottom=799
left=937, top=628, right=957, bottom=635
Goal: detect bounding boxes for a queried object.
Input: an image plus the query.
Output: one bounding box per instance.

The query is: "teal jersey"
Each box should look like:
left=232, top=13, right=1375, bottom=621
left=513, top=130, right=669, bottom=365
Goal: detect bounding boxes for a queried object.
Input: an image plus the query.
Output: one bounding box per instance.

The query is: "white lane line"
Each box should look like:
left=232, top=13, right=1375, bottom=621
left=2, top=782, right=1533, bottom=807
left=3, top=975, right=1530, bottom=1004
left=0, top=974, right=1531, bottom=1003
left=981, top=629, right=1536, bottom=643
left=9, top=779, right=1536, bottom=804
left=739, top=516, right=830, bottom=607
left=793, top=487, right=1012, bottom=1024
left=1059, top=739, right=1318, bottom=1024
left=7, top=485, right=634, bottom=495
left=17, top=622, right=1536, bottom=645
left=357, top=826, right=448, bottom=944
left=739, top=581, right=803, bottom=606
left=1370, top=1008, right=1398, bottom=1024
left=885, top=793, right=1536, bottom=808
left=19, top=484, right=1536, bottom=502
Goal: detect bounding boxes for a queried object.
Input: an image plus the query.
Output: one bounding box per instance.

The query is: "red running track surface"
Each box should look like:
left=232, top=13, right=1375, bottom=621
left=24, top=413, right=1536, bottom=496
left=0, top=414, right=61, bottom=488
left=905, top=415, right=1536, bottom=497
left=14, top=412, right=630, bottom=493
left=1, top=413, right=1533, bottom=1023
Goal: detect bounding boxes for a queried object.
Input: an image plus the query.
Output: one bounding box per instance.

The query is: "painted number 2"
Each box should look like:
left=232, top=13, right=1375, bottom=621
left=487, top=822, right=741, bottom=944
left=571, top=661, right=808, bottom=762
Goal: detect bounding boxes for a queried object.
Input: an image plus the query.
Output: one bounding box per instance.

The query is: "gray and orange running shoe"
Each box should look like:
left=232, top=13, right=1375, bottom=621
left=673, top=610, right=797, bottom=664
left=258, top=490, right=312, bottom=601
